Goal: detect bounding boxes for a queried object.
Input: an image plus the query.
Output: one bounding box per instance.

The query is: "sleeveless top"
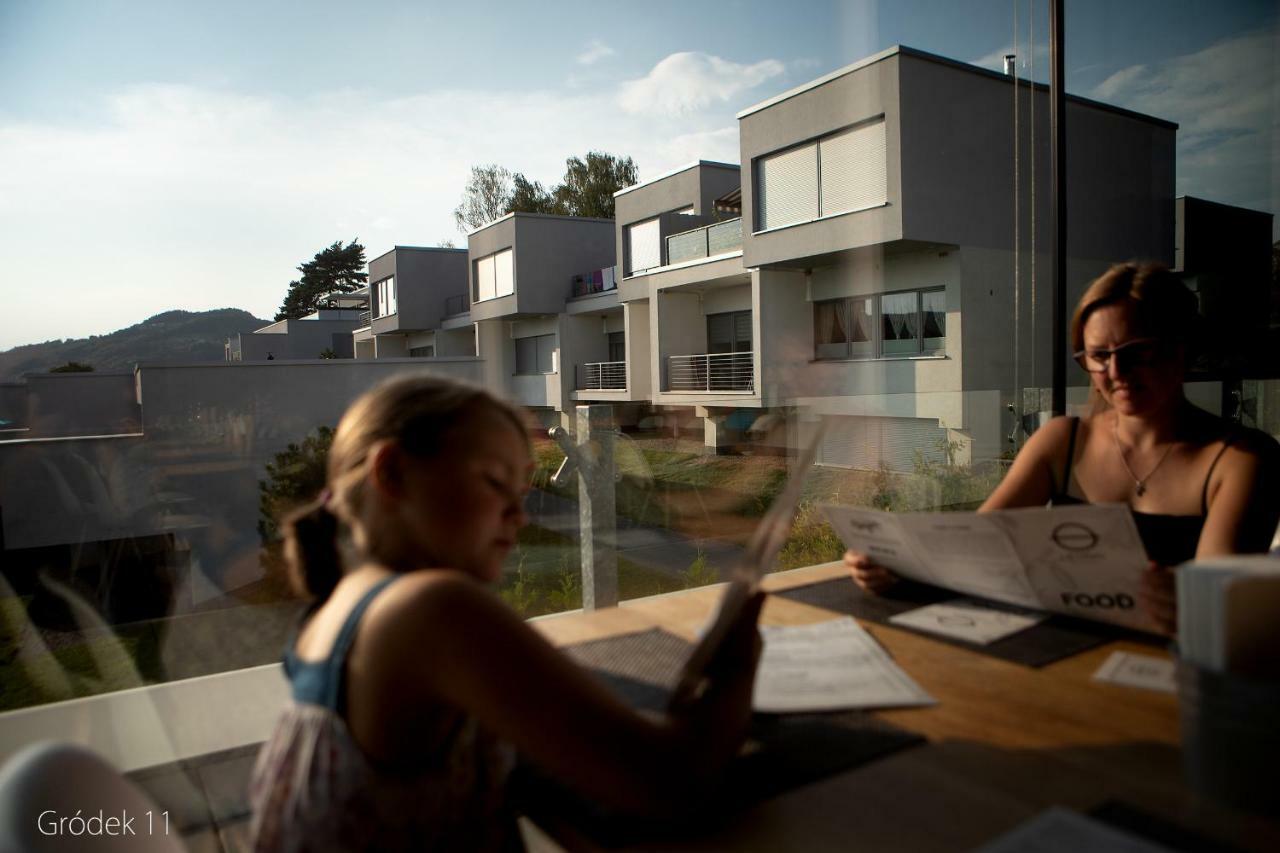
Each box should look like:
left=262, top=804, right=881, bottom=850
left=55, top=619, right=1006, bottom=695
left=247, top=576, right=518, bottom=852
left=1051, top=417, right=1235, bottom=566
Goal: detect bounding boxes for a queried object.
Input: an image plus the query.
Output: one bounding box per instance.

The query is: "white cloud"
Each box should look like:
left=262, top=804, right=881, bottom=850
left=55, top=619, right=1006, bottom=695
left=577, top=39, right=615, bottom=66
left=1089, top=28, right=1277, bottom=218
left=0, top=70, right=762, bottom=348
left=618, top=51, right=786, bottom=117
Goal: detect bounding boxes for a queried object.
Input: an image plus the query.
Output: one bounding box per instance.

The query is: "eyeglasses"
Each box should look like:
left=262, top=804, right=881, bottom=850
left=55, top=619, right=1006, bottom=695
left=1073, top=338, right=1165, bottom=373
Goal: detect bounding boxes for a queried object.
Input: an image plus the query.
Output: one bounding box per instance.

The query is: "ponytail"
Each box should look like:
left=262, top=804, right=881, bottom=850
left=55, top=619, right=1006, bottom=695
left=282, top=494, right=343, bottom=602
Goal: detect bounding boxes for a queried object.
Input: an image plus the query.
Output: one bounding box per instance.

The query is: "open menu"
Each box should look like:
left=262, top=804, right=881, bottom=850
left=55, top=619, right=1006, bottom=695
left=821, top=503, right=1159, bottom=633
left=669, top=422, right=827, bottom=708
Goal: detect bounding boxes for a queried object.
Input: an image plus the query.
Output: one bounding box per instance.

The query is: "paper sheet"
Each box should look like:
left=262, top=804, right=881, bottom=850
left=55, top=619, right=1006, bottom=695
left=823, top=503, right=1157, bottom=632
left=1091, top=651, right=1176, bottom=693
left=752, top=618, right=935, bottom=713
left=974, top=807, right=1173, bottom=853
left=888, top=599, right=1047, bottom=645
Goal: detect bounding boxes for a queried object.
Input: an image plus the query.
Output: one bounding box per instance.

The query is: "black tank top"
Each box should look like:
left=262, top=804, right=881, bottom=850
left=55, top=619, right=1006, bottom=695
left=1050, top=417, right=1235, bottom=566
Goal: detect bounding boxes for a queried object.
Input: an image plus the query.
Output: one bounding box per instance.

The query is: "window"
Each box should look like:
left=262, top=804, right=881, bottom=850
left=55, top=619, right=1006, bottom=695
left=474, top=249, right=513, bottom=303
left=409, top=345, right=434, bottom=358
left=375, top=276, right=396, bottom=317
left=814, top=289, right=945, bottom=359
left=756, top=117, right=887, bottom=231
left=626, top=217, right=661, bottom=275
left=515, top=334, right=555, bottom=374
left=707, top=310, right=752, bottom=354
left=607, top=331, right=625, bottom=362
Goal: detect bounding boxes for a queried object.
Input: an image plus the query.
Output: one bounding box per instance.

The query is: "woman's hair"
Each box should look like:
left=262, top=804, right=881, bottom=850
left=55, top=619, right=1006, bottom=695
left=1070, top=262, right=1200, bottom=355
left=281, top=374, right=527, bottom=602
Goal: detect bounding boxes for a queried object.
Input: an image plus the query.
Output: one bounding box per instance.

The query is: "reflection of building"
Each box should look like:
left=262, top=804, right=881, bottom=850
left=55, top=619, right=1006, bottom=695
left=352, top=246, right=475, bottom=360
left=226, top=291, right=367, bottom=362
left=731, top=45, right=1174, bottom=469
left=467, top=213, right=616, bottom=422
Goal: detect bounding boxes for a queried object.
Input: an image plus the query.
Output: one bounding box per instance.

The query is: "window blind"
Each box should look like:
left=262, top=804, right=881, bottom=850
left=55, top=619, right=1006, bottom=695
left=476, top=255, right=496, bottom=302
left=819, top=119, right=887, bottom=216
left=627, top=218, right=661, bottom=274
left=757, top=142, right=818, bottom=230
left=494, top=249, right=514, bottom=297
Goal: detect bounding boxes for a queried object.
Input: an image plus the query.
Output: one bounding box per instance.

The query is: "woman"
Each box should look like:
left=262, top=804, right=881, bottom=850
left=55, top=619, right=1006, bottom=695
left=249, top=375, right=762, bottom=851
left=848, top=263, right=1280, bottom=632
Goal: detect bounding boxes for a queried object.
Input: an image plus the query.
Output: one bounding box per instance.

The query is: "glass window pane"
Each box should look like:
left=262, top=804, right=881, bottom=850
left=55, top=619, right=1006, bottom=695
left=922, top=290, right=946, bottom=354
left=536, top=334, right=555, bottom=374
left=814, top=300, right=849, bottom=359
left=881, top=292, right=919, bottom=355
left=850, top=296, right=874, bottom=358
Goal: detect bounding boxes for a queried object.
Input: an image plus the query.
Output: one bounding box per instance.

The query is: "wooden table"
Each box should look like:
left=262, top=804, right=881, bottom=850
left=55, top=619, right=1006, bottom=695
left=528, top=562, right=1280, bottom=852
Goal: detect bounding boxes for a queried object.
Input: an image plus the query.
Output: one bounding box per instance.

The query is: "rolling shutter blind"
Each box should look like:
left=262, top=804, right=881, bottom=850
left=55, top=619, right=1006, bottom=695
left=627, top=218, right=661, bottom=274
left=476, top=255, right=496, bottom=302
left=819, top=119, right=887, bottom=216
left=820, top=416, right=948, bottom=472
left=757, top=142, right=818, bottom=230
left=494, top=249, right=514, bottom=297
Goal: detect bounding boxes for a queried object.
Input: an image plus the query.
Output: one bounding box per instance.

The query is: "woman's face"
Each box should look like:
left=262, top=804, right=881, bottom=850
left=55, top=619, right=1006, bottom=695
left=397, top=406, right=533, bottom=583
left=1080, top=302, right=1184, bottom=416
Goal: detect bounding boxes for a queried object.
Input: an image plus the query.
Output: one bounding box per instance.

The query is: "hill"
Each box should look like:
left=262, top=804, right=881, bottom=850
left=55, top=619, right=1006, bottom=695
left=0, top=309, right=269, bottom=381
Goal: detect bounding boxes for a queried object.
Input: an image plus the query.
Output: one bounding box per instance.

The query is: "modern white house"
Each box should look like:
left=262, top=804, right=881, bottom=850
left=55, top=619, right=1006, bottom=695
left=227, top=291, right=367, bottom=362
left=352, top=246, right=474, bottom=360
left=604, top=45, right=1176, bottom=468
left=467, top=212, right=616, bottom=423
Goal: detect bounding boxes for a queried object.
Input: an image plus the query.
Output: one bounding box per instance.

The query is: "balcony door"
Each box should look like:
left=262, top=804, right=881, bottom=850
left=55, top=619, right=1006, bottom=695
left=707, top=310, right=751, bottom=354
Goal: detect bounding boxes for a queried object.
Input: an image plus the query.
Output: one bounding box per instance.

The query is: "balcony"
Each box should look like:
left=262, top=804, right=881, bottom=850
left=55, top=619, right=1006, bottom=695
left=577, top=361, right=626, bottom=391
left=668, top=351, right=754, bottom=392
left=571, top=265, right=618, bottom=298
left=356, top=310, right=371, bottom=328
left=665, top=218, right=743, bottom=265
left=444, top=294, right=468, bottom=317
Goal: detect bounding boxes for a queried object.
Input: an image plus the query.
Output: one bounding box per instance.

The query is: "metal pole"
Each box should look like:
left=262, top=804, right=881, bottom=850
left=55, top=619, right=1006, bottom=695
left=1050, top=0, right=1067, bottom=416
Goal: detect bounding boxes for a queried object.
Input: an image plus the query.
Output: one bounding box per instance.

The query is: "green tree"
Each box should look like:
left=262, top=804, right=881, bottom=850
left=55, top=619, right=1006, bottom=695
left=274, top=240, right=367, bottom=321
left=453, top=151, right=639, bottom=231
left=49, top=362, right=94, bottom=373
left=257, top=426, right=334, bottom=545
left=551, top=151, right=638, bottom=219
left=453, top=164, right=513, bottom=232
left=508, top=173, right=557, bottom=214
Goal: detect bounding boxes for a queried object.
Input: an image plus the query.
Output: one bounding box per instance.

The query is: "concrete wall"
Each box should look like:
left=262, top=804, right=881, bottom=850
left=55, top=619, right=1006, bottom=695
left=239, top=319, right=359, bottom=361
left=468, top=214, right=615, bottom=321
left=0, top=383, right=29, bottom=431
left=624, top=301, right=652, bottom=398
left=369, top=246, right=468, bottom=335
left=24, top=372, right=141, bottom=438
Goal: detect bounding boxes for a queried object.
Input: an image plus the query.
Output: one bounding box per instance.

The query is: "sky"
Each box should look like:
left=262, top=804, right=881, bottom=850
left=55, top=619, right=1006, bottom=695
left=1, top=0, right=1276, bottom=350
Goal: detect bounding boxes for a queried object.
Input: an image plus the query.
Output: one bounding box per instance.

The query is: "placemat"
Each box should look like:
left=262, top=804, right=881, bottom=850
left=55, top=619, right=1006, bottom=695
left=519, top=628, right=925, bottom=847
left=774, top=577, right=1126, bottom=667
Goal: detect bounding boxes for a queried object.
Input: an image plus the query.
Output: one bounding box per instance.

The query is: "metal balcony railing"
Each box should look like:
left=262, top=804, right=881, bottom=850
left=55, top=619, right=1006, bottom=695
left=357, top=310, right=371, bottom=327
left=667, top=351, right=754, bottom=392
left=665, top=218, right=743, bottom=265
left=577, top=361, right=626, bottom=390
left=444, top=294, right=468, bottom=316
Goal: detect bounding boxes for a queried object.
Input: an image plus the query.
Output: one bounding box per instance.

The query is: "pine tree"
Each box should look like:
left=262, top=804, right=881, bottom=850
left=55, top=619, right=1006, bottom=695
left=274, top=240, right=368, bottom=321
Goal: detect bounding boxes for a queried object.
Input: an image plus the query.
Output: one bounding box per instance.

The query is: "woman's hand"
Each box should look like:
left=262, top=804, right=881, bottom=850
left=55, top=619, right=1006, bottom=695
left=1138, top=561, right=1177, bottom=636
left=845, top=549, right=898, bottom=594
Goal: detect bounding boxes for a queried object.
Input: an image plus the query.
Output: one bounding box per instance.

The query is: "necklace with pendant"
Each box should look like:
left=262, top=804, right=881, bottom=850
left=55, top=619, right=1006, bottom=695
left=1112, top=419, right=1176, bottom=497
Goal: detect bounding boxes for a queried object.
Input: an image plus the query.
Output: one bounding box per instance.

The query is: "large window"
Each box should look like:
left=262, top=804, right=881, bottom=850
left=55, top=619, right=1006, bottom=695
left=375, top=276, right=396, bottom=317
left=607, top=331, right=625, bottom=362
left=515, top=334, right=556, bottom=374
left=814, top=289, right=945, bottom=359
left=707, top=310, right=752, bottom=354
left=474, top=248, right=515, bottom=303
left=756, top=117, right=887, bottom=231
left=626, top=217, right=661, bottom=275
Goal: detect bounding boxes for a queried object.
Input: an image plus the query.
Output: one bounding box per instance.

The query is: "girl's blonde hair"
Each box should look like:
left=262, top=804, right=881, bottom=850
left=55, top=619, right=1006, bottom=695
left=281, top=374, right=526, bottom=602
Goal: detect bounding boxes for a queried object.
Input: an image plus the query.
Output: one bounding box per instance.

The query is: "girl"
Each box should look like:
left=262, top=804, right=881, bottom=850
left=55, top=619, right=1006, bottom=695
left=249, top=375, right=762, bottom=851
left=848, top=263, right=1280, bottom=633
